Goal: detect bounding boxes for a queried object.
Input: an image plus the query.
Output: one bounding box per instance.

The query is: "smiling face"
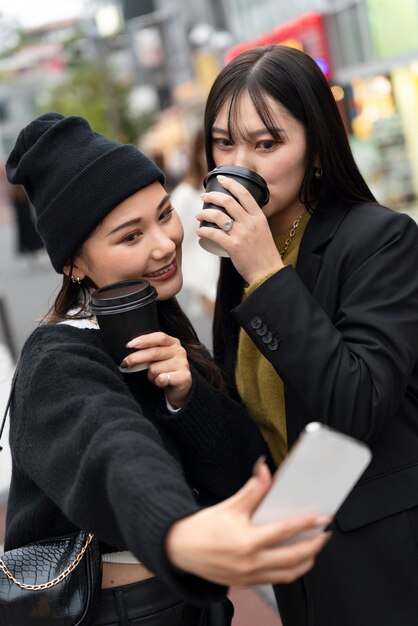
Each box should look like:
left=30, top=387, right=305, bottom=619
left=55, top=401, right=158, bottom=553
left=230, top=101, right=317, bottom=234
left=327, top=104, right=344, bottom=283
left=211, top=91, right=309, bottom=236
left=67, top=182, right=183, bottom=301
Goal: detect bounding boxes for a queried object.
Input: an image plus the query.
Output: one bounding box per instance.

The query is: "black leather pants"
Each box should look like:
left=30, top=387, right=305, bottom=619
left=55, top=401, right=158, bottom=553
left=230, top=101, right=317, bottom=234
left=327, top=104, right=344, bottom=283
left=92, top=577, right=233, bottom=626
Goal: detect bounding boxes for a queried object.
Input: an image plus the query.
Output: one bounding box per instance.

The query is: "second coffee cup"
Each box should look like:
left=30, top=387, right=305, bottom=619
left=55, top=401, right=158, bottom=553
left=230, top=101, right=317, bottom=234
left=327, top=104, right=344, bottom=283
left=199, top=165, right=270, bottom=257
left=90, top=279, right=159, bottom=372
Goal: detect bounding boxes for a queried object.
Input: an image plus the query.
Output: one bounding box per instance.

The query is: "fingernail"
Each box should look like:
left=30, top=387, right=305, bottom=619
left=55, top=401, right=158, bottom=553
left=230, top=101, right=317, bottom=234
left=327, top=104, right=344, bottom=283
left=120, top=358, right=129, bottom=369
left=126, top=338, right=141, bottom=348
left=252, top=455, right=267, bottom=476
left=314, top=515, right=332, bottom=527
left=217, top=175, right=227, bottom=182
left=200, top=192, right=208, bottom=198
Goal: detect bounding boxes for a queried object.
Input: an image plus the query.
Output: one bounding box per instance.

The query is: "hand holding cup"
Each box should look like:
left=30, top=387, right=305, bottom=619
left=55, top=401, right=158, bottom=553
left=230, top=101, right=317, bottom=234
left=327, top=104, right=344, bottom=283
left=122, top=331, right=192, bottom=408
left=198, top=165, right=269, bottom=257
left=197, top=169, right=285, bottom=284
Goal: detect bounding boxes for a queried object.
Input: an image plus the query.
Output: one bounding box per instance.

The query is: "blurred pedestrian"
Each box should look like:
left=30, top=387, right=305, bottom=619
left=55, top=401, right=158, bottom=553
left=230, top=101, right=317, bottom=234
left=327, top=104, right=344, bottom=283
left=152, top=150, right=178, bottom=194
left=7, top=182, right=44, bottom=256
left=171, top=128, right=219, bottom=349
left=197, top=44, right=418, bottom=626
left=3, top=112, right=330, bottom=626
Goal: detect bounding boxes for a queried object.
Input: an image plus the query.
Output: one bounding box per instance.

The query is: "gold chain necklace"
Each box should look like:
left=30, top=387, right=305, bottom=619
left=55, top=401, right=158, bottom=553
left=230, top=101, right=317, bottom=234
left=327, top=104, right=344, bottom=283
left=279, top=213, right=304, bottom=258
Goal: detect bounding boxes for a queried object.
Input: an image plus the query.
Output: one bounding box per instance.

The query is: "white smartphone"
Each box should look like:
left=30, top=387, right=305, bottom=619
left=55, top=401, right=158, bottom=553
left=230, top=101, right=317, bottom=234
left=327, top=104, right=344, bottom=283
left=252, top=422, right=372, bottom=541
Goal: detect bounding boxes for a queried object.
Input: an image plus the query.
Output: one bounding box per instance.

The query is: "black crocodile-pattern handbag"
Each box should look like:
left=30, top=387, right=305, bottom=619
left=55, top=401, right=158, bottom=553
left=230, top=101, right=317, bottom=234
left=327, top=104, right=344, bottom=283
left=0, top=531, right=102, bottom=625
left=0, top=367, right=102, bottom=625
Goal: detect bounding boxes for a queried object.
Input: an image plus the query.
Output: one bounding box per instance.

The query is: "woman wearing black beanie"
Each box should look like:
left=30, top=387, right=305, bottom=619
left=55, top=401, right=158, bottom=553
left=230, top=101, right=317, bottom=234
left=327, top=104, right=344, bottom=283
left=2, top=113, right=329, bottom=625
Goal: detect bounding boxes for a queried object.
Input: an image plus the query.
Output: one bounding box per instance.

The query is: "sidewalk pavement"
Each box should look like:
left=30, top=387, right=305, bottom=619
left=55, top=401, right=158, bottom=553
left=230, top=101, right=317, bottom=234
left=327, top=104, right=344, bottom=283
left=229, top=587, right=282, bottom=625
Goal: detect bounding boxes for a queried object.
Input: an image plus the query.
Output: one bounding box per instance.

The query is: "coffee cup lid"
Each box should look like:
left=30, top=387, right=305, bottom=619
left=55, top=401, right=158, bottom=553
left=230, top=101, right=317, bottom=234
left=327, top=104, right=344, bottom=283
left=204, top=166, right=269, bottom=205
left=91, top=279, right=157, bottom=308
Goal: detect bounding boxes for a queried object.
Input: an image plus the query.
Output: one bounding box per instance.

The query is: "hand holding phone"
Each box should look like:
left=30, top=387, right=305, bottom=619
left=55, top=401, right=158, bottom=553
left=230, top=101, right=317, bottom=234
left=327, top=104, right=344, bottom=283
left=252, top=423, right=372, bottom=543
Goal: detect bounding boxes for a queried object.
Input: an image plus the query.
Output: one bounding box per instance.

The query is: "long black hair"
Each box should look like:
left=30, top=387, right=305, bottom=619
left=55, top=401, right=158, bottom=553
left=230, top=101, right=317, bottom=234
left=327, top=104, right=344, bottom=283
left=203, top=45, right=376, bottom=367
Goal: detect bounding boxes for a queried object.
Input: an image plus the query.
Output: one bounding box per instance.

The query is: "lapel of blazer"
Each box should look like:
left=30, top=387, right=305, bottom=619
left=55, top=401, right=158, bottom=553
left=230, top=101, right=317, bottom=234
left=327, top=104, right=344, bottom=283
left=285, top=198, right=351, bottom=445
left=296, top=197, right=351, bottom=292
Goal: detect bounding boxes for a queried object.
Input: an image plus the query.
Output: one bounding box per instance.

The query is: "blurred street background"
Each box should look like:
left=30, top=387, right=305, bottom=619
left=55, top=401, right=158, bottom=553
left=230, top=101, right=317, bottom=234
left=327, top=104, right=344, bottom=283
left=1, top=1, right=418, bottom=623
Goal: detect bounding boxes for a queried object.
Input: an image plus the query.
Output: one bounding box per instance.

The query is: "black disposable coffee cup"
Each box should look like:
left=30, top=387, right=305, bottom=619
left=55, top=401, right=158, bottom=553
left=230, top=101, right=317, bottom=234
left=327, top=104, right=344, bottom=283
left=199, top=165, right=270, bottom=257
left=90, top=279, right=159, bottom=372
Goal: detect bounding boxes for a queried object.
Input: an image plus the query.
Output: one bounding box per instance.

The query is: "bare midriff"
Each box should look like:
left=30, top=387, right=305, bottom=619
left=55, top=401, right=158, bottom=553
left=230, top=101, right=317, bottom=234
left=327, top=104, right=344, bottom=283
left=102, top=562, right=155, bottom=588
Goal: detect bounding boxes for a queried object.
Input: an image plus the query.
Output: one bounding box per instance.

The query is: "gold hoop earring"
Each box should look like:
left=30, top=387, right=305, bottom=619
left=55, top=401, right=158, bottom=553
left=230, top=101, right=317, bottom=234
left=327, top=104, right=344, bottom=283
left=314, top=167, right=323, bottom=179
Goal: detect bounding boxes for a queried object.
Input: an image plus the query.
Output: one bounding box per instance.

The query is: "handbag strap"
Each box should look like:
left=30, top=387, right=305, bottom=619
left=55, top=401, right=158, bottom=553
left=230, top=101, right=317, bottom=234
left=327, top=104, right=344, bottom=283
left=0, top=362, right=19, bottom=452
left=0, top=532, right=95, bottom=591
left=0, top=366, right=96, bottom=589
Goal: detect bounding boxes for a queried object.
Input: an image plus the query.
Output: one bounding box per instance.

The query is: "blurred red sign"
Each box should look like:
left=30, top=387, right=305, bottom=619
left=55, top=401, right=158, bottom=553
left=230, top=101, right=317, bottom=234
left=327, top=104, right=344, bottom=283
left=225, top=13, right=331, bottom=79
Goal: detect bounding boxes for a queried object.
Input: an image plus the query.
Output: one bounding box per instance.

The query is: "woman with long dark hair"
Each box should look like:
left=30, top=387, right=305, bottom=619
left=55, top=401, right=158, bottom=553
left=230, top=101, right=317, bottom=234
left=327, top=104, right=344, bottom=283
left=3, top=112, right=330, bottom=625
left=197, top=45, right=418, bottom=625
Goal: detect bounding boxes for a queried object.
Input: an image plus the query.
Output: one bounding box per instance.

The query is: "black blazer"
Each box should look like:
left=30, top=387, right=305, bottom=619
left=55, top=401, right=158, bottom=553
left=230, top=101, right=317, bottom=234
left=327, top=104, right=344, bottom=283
left=218, top=198, right=418, bottom=625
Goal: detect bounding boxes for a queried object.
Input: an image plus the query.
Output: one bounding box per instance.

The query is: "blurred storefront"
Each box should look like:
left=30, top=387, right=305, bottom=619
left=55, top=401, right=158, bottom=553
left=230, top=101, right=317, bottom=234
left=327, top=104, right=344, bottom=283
left=325, top=0, right=418, bottom=207
left=341, top=71, right=416, bottom=206
left=0, top=24, right=72, bottom=160
left=2, top=0, right=411, bottom=209
left=225, top=12, right=331, bottom=78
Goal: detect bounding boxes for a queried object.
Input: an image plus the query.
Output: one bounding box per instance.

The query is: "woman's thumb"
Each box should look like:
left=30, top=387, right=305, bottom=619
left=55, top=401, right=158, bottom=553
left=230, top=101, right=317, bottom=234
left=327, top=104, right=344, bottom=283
left=230, top=457, right=272, bottom=514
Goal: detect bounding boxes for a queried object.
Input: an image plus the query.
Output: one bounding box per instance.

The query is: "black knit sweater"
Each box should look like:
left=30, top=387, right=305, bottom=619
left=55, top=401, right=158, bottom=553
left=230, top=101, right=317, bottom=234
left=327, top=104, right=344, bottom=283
left=5, top=324, right=271, bottom=605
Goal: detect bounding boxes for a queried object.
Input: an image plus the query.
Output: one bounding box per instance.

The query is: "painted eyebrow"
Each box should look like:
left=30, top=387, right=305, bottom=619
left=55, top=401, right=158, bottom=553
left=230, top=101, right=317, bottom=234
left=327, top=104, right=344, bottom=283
left=211, top=126, right=284, bottom=139
left=106, top=194, right=171, bottom=237
left=211, top=126, right=230, bottom=135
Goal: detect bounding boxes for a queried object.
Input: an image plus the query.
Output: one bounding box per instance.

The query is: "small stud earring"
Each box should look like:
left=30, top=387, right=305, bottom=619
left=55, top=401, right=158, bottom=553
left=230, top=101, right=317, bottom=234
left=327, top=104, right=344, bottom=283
left=71, top=275, right=82, bottom=285
left=314, top=167, right=323, bottom=179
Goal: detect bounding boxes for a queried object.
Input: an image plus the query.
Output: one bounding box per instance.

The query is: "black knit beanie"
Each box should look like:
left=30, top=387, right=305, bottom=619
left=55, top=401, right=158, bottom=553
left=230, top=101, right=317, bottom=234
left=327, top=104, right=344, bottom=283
left=6, top=112, right=165, bottom=273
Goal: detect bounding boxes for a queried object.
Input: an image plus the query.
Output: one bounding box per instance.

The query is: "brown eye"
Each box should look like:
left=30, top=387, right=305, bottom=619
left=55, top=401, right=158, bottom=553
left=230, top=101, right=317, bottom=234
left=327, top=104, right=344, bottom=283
left=122, top=231, right=141, bottom=243
left=213, top=137, right=233, bottom=148
left=159, top=207, right=174, bottom=221
left=256, top=140, right=279, bottom=150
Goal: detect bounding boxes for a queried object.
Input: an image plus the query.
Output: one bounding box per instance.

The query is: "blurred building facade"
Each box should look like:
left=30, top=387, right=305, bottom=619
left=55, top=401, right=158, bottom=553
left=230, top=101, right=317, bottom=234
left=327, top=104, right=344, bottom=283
left=0, top=0, right=418, bottom=208
left=0, top=19, right=77, bottom=158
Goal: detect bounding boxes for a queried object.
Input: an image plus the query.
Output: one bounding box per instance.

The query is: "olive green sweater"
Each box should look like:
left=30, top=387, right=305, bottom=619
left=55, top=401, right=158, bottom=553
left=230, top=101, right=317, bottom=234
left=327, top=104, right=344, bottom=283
left=236, top=211, right=311, bottom=465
